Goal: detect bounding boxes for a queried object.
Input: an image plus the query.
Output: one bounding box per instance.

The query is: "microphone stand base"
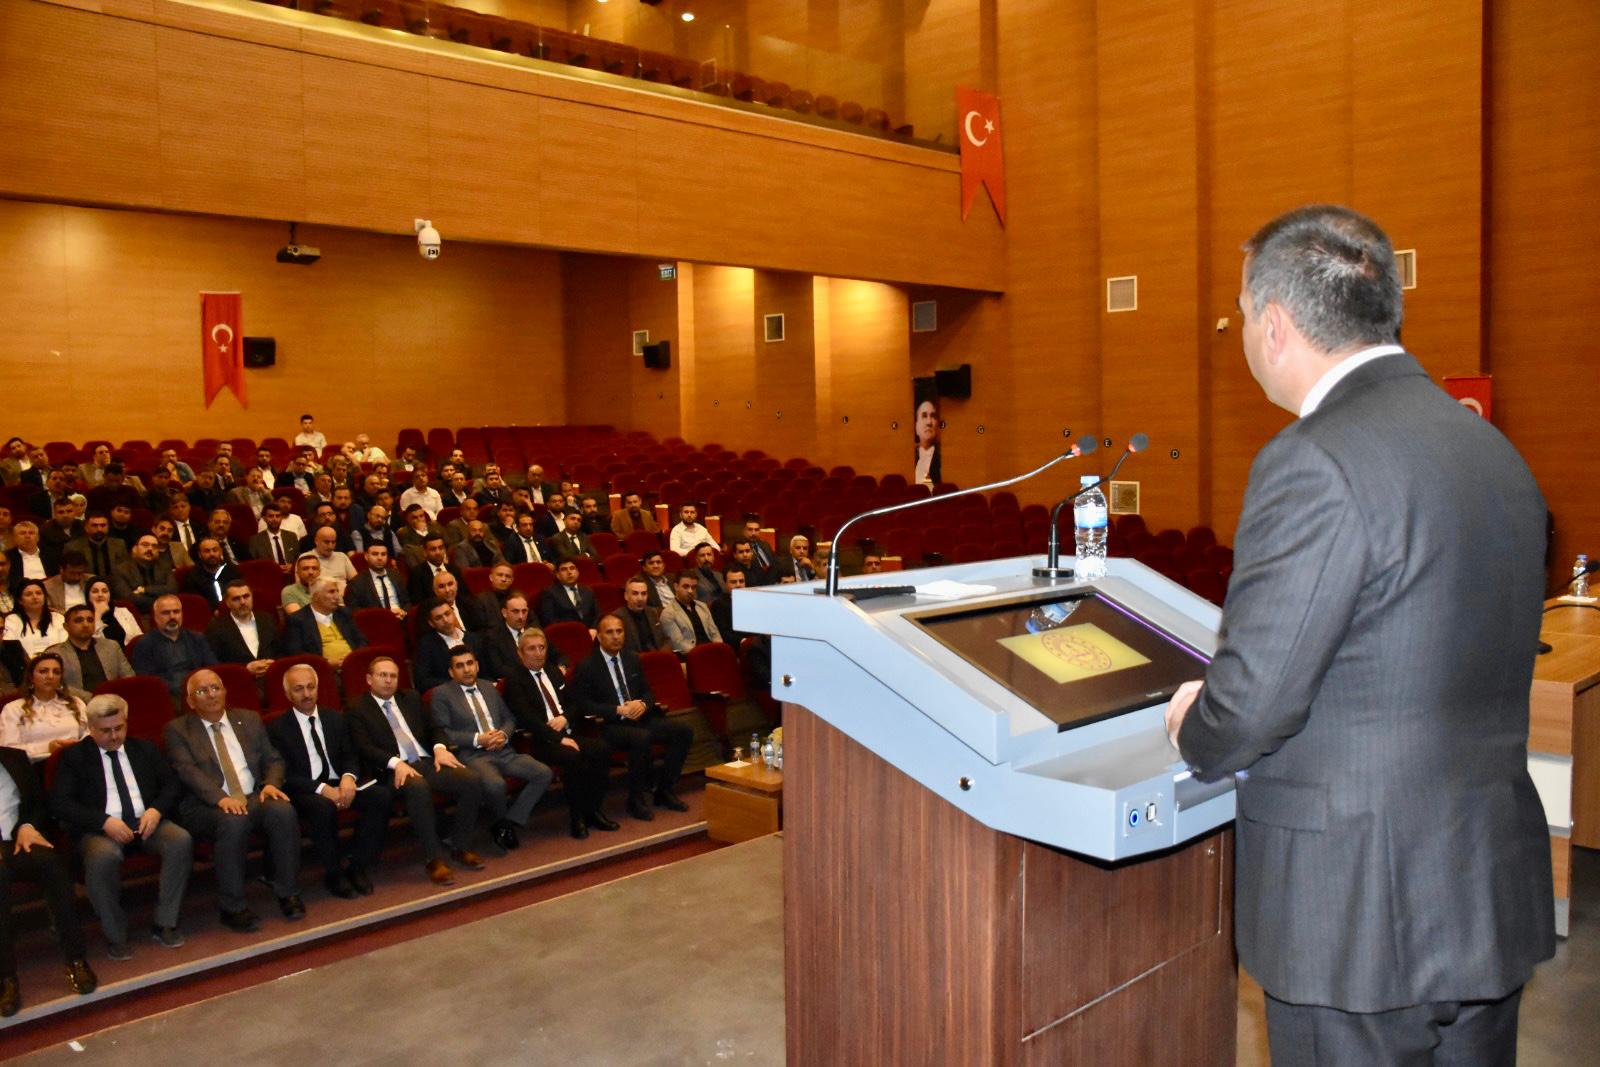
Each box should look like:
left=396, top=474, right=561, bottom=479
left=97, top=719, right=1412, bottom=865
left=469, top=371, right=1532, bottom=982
left=1031, top=565, right=1077, bottom=582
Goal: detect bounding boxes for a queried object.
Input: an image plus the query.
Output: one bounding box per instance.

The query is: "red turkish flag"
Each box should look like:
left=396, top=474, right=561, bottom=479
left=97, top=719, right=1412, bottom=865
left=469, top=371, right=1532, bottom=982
left=200, top=291, right=246, bottom=408
left=1443, top=374, right=1492, bottom=421
left=956, top=86, right=1005, bottom=225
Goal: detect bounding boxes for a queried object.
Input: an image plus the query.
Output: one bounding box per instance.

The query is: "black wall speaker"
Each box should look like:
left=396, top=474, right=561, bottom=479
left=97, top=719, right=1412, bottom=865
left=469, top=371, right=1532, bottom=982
left=242, top=337, right=276, bottom=368
left=642, top=340, right=671, bottom=369
left=935, top=363, right=971, bottom=400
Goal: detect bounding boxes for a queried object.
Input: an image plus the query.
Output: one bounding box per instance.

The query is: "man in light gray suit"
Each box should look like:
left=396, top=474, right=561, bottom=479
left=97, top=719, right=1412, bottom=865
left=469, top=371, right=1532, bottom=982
left=1166, top=205, right=1553, bottom=1064
left=48, top=605, right=134, bottom=691
left=658, top=570, right=723, bottom=655
left=428, top=645, right=552, bottom=852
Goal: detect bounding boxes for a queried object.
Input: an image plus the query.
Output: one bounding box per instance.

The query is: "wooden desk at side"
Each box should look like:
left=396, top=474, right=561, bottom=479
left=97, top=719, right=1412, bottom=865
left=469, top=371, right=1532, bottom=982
left=704, top=760, right=783, bottom=844
left=1530, top=617, right=1600, bottom=937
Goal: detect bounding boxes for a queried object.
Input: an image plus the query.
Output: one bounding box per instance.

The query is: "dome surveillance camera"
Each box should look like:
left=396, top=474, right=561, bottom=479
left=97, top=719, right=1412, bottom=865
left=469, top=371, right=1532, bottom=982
left=414, top=218, right=441, bottom=260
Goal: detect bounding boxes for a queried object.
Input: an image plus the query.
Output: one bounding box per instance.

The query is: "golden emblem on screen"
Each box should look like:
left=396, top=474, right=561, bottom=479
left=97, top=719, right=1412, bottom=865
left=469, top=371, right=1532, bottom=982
left=998, top=623, right=1151, bottom=684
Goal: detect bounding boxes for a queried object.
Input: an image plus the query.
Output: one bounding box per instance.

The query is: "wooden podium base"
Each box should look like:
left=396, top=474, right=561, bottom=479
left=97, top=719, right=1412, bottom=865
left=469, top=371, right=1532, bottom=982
left=783, top=705, right=1236, bottom=1066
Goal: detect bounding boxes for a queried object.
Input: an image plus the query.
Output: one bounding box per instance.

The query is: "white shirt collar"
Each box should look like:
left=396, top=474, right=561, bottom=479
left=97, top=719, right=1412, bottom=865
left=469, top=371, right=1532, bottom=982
left=1298, top=345, right=1405, bottom=417
left=312, top=609, right=335, bottom=626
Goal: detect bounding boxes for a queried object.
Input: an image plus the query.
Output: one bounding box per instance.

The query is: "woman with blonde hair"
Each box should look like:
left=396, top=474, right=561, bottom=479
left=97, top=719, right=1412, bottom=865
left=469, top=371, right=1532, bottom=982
left=0, top=651, right=89, bottom=761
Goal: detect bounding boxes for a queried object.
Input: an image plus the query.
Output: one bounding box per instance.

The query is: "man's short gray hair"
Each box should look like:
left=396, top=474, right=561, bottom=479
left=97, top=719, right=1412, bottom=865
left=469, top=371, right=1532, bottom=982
left=86, top=694, right=129, bottom=723
left=1242, top=204, right=1403, bottom=354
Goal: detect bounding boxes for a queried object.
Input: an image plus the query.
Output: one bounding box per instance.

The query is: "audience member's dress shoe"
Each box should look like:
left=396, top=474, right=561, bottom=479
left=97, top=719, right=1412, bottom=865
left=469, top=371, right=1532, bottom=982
left=65, top=958, right=98, bottom=996
left=492, top=821, right=521, bottom=851
left=654, top=788, right=689, bottom=813
left=277, top=894, right=307, bottom=921
left=151, top=925, right=185, bottom=948
left=106, top=941, right=133, bottom=962
left=425, top=859, right=456, bottom=886
left=0, top=975, right=19, bottom=1017
left=324, top=872, right=359, bottom=900
left=569, top=814, right=590, bottom=840
left=220, top=907, right=261, bottom=933
left=588, top=809, right=620, bottom=832
left=449, top=848, right=486, bottom=871
left=627, top=795, right=655, bottom=821
left=346, top=867, right=375, bottom=896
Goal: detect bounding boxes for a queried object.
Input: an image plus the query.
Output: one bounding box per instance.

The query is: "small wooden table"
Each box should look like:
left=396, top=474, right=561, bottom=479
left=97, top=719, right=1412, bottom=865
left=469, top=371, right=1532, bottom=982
left=704, top=759, right=783, bottom=844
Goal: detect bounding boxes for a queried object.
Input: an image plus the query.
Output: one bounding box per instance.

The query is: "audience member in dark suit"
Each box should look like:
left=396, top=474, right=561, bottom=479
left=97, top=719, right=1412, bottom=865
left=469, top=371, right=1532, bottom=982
left=472, top=562, right=518, bottom=630
left=182, top=538, right=243, bottom=608
left=203, top=510, right=249, bottom=566
left=537, top=559, right=598, bottom=630
left=502, top=628, right=616, bottom=839
left=348, top=505, right=402, bottom=558
left=6, top=522, right=61, bottom=595
left=165, top=497, right=204, bottom=560
left=476, top=591, right=530, bottom=682
left=1165, top=206, right=1553, bottom=1063
left=569, top=615, right=692, bottom=821
left=503, top=512, right=551, bottom=567
left=267, top=664, right=390, bottom=899
left=344, top=543, right=408, bottom=616
left=49, top=695, right=191, bottom=958
left=533, top=494, right=566, bottom=541
left=428, top=646, right=551, bottom=851
left=247, top=506, right=300, bottom=574
left=711, top=567, right=746, bottom=647
left=618, top=577, right=668, bottom=655
left=548, top=511, right=597, bottom=560
left=693, top=543, right=727, bottom=605
left=577, top=495, right=610, bottom=536
left=130, top=595, right=217, bottom=705
left=203, top=579, right=279, bottom=676
left=716, top=568, right=770, bottom=684
left=164, top=669, right=303, bottom=932
left=639, top=552, right=675, bottom=609
left=427, top=567, right=489, bottom=634
left=28, top=468, right=74, bottom=521
left=111, top=533, right=177, bottom=612
left=738, top=521, right=779, bottom=585
left=47, top=604, right=135, bottom=691
left=770, top=536, right=817, bottom=583
left=406, top=536, right=463, bottom=605
left=38, top=499, right=83, bottom=555
left=65, top=513, right=128, bottom=579
left=1, top=743, right=96, bottom=1016
left=277, top=578, right=368, bottom=667
left=344, top=654, right=485, bottom=885
left=413, top=598, right=484, bottom=695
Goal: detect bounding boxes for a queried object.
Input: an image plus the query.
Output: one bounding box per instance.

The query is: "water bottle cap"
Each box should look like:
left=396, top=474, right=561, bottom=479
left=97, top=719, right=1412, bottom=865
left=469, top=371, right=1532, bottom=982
left=1080, top=474, right=1099, bottom=486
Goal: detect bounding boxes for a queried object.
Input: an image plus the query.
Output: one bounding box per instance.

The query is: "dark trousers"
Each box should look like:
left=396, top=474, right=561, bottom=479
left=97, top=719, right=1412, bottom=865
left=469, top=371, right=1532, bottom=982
left=395, top=760, right=482, bottom=862
left=1265, top=988, right=1523, bottom=1067
left=528, top=735, right=612, bottom=814
left=79, top=823, right=192, bottom=944
left=0, top=840, right=88, bottom=974
left=603, top=713, right=692, bottom=798
left=289, top=783, right=394, bottom=875
left=180, top=795, right=300, bottom=912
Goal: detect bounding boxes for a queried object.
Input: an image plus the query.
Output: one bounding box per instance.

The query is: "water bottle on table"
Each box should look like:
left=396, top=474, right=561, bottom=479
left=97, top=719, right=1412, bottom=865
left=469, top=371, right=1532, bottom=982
left=1574, top=554, right=1591, bottom=599
left=1074, top=475, right=1109, bottom=581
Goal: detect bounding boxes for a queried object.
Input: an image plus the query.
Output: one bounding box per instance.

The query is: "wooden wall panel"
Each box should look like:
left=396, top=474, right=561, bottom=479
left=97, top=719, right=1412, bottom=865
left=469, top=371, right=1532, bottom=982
left=901, top=0, right=984, bottom=145
left=818, top=279, right=911, bottom=475
left=752, top=271, right=820, bottom=462
left=907, top=287, right=1007, bottom=490
left=539, top=98, right=640, bottom=253
left=427, top=79, right=543, bottom=246
left=301, top=55, right=430, bottom=233
left=685, top=266, right=759, bottom=446
left=1487, top=1, right=1600, bottom=586
left=0, top=201, right=565, bottom=446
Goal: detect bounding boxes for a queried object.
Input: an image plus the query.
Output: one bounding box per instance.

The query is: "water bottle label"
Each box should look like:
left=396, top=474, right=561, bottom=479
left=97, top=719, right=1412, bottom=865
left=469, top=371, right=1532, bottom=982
left=1074, top=503, right=1108, bottom=529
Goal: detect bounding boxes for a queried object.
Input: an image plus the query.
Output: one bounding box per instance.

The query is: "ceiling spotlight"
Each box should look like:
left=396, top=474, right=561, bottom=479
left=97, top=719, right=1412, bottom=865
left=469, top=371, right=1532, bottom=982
left=681, top=10, right=695, bottom=21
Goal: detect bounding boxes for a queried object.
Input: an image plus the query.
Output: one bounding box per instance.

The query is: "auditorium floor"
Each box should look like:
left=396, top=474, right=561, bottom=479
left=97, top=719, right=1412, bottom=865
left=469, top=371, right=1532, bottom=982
left=15, top=839, right=1597, bottom=1064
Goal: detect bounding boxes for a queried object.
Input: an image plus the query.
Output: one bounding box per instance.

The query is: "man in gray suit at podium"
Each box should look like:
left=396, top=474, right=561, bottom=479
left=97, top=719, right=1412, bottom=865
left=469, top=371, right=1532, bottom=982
left=1166, top=205, right=1553, bottom=1065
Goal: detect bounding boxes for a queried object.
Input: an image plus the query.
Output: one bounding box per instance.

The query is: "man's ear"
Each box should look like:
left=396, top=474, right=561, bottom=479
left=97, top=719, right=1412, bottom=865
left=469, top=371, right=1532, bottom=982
left=1263, top=303, right=1288, bottom=364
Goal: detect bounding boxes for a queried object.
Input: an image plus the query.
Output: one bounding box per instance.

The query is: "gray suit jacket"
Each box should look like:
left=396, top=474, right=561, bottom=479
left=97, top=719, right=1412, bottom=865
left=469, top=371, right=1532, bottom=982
left=428, top=681, right=516, bottom=759
left=163, top=708, right=285, bottom=808
left=1177, top=353, right=1554, bottom=1011
left=657, top=596, right=723, bottom=654
left=47, top=637, right=135, bottom=690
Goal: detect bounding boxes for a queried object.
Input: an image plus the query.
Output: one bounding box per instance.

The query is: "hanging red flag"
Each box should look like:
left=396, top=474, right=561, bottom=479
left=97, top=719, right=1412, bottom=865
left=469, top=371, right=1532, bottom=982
left=1443, top=374, right=1492, bottom=420
left=200, top=291, right=246, bottom=408
left=956, top=86, right=1005, bottom=225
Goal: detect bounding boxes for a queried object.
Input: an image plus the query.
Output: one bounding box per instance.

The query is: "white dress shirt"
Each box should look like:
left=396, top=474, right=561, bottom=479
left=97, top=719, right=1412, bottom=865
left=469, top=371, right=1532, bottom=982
left=293, top=708, right=348, bottom=784
left=400, top=487, right=444, bottom=519
left=531, top=668, right=563, bottom=723
left=233, top=613, right=260, bottom=657
left=370, top=569, right=401, bottom=609
left=208, top=715, right=256, bottom=796
left=100, top=746, right=148, bottom=822
left=0, top=762, right=20, bottom=841
left=1298, top=344, right=1405, bottom=417
left=0, top=694, right=84, bottom=762
left=16, top=549, right=46, bottom=580
left=669, top=522, right=718, bottom=556
left=375, top=696, right=438, bottom=769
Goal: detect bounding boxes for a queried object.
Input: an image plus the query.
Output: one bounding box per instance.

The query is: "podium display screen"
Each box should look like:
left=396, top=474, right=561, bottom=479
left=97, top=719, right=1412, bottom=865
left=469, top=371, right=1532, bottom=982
left=909, top=589, right=1209, bottom=731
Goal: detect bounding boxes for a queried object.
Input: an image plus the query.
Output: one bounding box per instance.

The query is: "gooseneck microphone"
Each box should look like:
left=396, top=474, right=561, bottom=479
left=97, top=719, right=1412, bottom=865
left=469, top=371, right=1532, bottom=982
left=821, top=436, right=1100, bottom=597
left=1033, top=432, right=1150, bottom=581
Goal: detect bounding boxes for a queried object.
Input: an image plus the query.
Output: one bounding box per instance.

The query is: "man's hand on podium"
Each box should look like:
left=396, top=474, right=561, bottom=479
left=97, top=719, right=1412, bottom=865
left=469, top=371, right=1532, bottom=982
left=1165, top=680, right=1205, bottom=752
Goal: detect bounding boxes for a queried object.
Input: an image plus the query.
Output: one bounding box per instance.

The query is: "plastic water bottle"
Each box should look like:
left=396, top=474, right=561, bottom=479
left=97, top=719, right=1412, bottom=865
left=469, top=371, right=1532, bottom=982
left=1575, top=555, right=1591, bottom=598
left=762, top=737, right=775, bottom=767
left=773, top=738, right=783, bottom=771
left=1074, top=474, right=1108, bottom=581
left=751, top=732, right=762, bottom=765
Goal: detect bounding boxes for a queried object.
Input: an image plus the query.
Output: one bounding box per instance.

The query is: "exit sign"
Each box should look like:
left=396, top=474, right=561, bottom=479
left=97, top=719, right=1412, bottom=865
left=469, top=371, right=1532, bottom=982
left=658, top=263, right=677, bottom=281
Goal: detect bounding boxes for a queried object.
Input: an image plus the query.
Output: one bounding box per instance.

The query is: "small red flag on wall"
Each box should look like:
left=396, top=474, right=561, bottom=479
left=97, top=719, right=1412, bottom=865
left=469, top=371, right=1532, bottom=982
left=1443, top=374, right=1492, bottom=421
left=200, top=291, right=246, bottom=408
left=956, top=86, right=1006, bottom=225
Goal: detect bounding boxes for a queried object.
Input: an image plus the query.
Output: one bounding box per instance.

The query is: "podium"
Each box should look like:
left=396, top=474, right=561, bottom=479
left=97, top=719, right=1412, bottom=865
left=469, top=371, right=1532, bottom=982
left=1531, top=599, right=1600, bottom=936
left=738, top=557, right=1238, bottom=1065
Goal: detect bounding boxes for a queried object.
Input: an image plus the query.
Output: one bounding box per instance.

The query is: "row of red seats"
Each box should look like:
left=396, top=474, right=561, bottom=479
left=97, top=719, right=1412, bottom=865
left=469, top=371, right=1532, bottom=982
left=254, top=1, right=915, bottom=139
